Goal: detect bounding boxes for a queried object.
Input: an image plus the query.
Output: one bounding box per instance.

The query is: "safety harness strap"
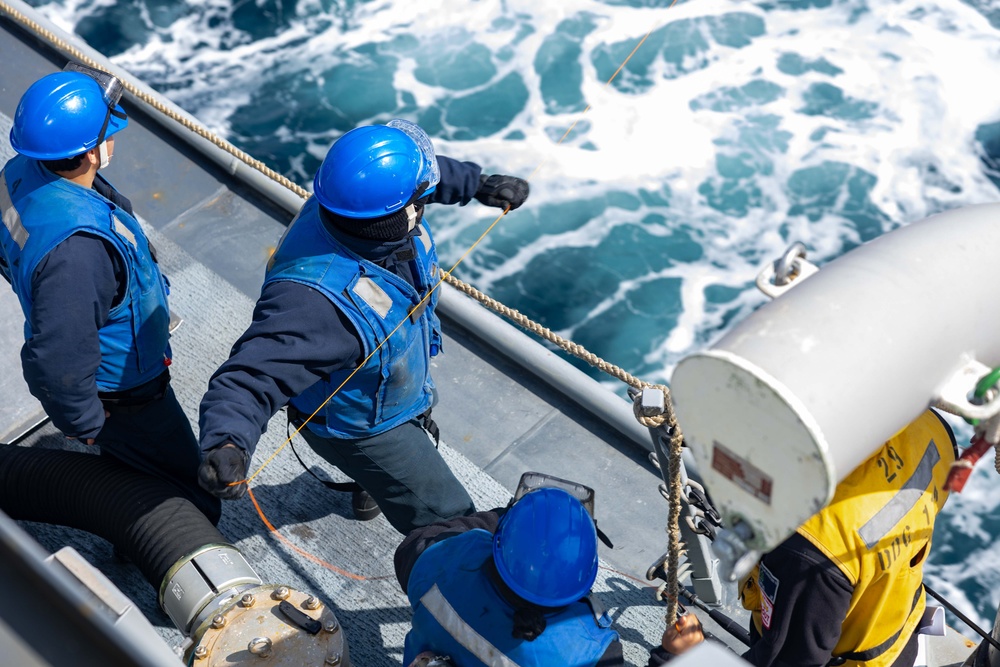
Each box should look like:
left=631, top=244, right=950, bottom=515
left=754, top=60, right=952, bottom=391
left=285, top=405, right=439, bottom=490
left=834, top=585, right=923, bottom=663
left=285, top=414, right=362, bottom=493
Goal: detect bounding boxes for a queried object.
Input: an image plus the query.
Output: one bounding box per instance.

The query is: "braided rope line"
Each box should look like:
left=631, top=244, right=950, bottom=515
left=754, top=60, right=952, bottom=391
left=660, top=399, right=685, bottom=625
left=442, top=275, right=687, bottom=620
left=445, top=274, right=664, bottom=399
left=2, top=0, right=689, bottom=623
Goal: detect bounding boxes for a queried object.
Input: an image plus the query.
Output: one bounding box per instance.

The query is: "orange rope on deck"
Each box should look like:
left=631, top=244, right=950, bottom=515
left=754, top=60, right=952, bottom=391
left=247, top=488, right=393, bottom=582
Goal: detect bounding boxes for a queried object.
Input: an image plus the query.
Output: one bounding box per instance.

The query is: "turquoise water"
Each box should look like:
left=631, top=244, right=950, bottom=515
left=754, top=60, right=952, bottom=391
left=23, top=0, right=1000, bottom=641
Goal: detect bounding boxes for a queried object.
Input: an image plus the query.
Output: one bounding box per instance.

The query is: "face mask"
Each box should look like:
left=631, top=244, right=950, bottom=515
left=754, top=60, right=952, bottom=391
left=98, top=141, right=112, bottom=169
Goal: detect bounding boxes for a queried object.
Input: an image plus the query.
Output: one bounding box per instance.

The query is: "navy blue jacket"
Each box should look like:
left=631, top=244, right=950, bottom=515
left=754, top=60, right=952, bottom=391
left=198, top=156, right=482, bottom=454
left=6, top=175, right=131, bottom=440
left=646, top=533, right=918, bottom=667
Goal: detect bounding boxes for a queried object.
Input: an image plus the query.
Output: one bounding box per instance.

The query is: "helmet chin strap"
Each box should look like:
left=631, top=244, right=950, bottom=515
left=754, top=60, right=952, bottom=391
left=405, top=204, right=419, bottom=232
left=97, top=140, right=111, bottom=169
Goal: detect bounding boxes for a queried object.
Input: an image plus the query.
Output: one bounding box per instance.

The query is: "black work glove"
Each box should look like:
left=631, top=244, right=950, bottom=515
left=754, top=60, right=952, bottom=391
left=474, top=174, right=529, bottom=211
left=198, top=444, right=250, bottom=500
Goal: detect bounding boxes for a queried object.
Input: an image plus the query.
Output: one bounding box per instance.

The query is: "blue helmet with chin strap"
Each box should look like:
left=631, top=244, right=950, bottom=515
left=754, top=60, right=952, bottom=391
left=313, top=120, right=440, bottom=219
left=10, top=70, right=128, bottom=160
left=492, top=486, right=599, bottom=608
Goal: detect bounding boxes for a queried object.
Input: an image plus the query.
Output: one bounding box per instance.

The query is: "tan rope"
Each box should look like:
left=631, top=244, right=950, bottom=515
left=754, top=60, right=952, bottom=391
left=659, top=395, right=685, bottom=625
left=444, top=275, right=662, bottom=397
left=1, top=0, right=690, bottom=621
left=444, top=278, right=687, bottom=620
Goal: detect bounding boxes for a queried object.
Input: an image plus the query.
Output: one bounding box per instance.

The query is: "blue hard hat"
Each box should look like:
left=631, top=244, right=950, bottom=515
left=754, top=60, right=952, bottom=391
left=10, top=71, right=128, bottom=160
left=493, top=487, right=599, bottom=608
left=313, top=120, right=440, bottom=219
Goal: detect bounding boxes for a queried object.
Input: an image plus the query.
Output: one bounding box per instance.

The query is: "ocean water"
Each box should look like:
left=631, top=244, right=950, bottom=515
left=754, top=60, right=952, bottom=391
left=21, top=0, right=1000, bottom=642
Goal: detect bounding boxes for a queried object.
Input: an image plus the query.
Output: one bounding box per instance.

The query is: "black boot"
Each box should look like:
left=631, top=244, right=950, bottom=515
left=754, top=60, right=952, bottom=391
left=352, top=489, right=382, bottom=521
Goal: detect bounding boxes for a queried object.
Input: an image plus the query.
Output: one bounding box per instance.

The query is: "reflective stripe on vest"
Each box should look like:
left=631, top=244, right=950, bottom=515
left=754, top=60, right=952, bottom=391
left=420, top=584, right=521, bottom=667
left=0, top=171, right=29, bottom=249
left=857, top=444, right=940, bottom=550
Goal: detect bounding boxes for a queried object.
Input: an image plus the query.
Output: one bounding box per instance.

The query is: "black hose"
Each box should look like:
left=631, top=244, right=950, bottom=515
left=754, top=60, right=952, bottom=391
left=923, top=583, right=1000, bottom=653
left=0, top=445, right=226, bottom=589
left=678, top=588, right=752, bottom=647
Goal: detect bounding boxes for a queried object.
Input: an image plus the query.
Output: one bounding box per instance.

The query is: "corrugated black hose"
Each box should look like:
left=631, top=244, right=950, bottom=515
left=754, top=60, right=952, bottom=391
left=0, top=445, right=225, bottom=589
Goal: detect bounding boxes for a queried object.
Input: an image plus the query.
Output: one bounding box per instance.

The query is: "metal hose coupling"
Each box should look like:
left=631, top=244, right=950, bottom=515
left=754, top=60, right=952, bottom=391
left=160, top=544, right=351, bottom=665
left=712, top=521, right=761, bottom=583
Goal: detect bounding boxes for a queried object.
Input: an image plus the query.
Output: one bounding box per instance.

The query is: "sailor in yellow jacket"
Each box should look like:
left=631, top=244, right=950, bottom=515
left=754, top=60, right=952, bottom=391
left=651, top=408, right=957, bottom=667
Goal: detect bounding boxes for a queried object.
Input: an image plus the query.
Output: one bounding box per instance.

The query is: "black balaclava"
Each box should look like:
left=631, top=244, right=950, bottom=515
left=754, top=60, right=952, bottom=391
left=322, top=202, right=424, bottom=242
left=319, top=204, right=425, bottom=290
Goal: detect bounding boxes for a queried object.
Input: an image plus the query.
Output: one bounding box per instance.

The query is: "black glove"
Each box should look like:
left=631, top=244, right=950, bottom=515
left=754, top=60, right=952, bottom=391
left=474, top=174, right=529, bottom=211
left=198, top=444, right=250, bottom=500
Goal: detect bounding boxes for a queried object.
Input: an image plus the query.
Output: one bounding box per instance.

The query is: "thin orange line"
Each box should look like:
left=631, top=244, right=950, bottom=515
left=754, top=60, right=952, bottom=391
left=247, top=487, right=393, bottom=581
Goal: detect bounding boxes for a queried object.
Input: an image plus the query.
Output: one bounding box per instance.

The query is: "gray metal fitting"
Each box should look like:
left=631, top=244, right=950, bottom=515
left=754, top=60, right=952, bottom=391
left=640, top=388, right=666, bottom=417
left=211, top=614, right=226, bottom=629
left=193, top=645, right=208, bottom=660
left=324, top=617, right=340, bottom=634
left=303, top=595, right=322, bottom=610
left=325, top=653, right=342, bottom=665
left=713, top=521, right=760, bottom=582
left=272, top=586, right=290, bottom=600
left=241, top=593, right=256, bottom=607
left=773, top=242, right=807, bottom=286
left=159, top=544, right=261, bottom=636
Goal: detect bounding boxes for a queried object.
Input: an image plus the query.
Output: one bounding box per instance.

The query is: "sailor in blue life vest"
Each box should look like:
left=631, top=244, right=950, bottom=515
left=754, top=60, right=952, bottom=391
left=196, top=120, right=529, bottom=533
left=394, top=484, right=623, bottom=667
left=649, top=408, right=957, bottom=667
left=0, top=65, right=221, bottom=524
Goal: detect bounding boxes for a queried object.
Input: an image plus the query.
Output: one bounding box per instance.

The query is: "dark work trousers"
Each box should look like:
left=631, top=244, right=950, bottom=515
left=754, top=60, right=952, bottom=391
left=96, top=385, right=222, bottom=525
left=298, top=419, right=475, bottom=535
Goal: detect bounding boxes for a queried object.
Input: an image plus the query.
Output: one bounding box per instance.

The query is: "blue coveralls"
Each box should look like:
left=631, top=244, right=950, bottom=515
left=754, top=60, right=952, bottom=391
left=199, top=156, right=481, bottom=533
left=0, top=156, right=220, bottom=523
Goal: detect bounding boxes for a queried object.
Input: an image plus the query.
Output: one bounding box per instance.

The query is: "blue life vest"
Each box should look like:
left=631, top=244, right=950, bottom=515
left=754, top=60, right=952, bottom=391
left=264, top=197, right=443, bottom=439
left=0, top=156, right=171, bottom=391
left=404, top=529, right=619, bottom=667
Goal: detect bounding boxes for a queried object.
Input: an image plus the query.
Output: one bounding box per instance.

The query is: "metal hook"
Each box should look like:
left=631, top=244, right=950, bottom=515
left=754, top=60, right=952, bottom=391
left=773, top=242, right=808, bottom=286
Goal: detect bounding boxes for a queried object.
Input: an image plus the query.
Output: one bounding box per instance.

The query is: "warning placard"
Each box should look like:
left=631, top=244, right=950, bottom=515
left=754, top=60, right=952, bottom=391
left=711, top=440, right=773, bottom=505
